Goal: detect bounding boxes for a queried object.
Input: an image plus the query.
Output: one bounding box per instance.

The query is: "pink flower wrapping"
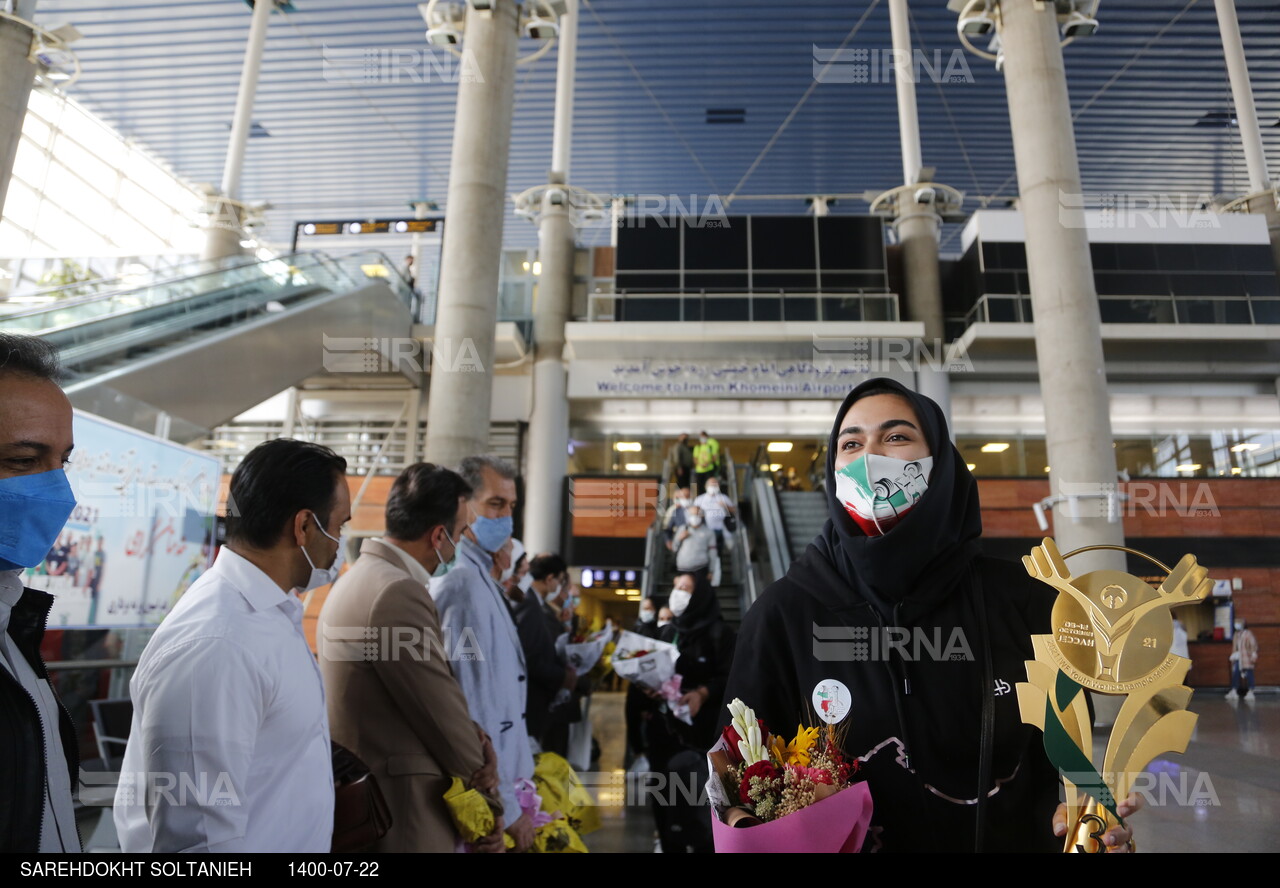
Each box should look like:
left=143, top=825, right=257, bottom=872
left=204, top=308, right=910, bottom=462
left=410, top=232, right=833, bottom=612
left=711, top=780, right=873, bottom=854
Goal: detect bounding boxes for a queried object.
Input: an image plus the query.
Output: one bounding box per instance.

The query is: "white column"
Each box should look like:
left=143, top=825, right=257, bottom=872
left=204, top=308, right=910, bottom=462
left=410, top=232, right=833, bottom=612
left=999, top=0, right=1124, bottom=574
left=0, top=1, right=38, bottom=221
left=889, top=0, right=950, bottom=416
left=524, top=0, right=578, bottom=556
left=423, top=0, right=519, bottom=467
left=1213, top=0, right=1280, bottom=273
left=202, top=0, right=273, bottom=261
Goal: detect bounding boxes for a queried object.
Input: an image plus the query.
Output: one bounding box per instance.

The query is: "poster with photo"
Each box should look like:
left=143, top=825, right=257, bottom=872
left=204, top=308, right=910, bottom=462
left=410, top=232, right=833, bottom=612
left=22, top=410, right=220, bottom=628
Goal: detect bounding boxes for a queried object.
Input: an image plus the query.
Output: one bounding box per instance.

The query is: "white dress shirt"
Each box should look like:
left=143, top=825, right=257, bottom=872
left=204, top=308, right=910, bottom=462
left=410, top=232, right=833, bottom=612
left=0, top=571, right=81, bottom=852
left=113, top=547, right=333, bottom=852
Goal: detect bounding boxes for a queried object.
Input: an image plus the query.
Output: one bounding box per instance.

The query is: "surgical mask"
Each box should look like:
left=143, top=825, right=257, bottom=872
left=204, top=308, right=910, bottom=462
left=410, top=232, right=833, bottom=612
left=688, top=514, right=703, bottom=527
left=543, top=581, right=562, bottom=606
left=301, top=512, right=346, bottom=591
left=706, top=485, right=720, bottom=495
left=669, top=588, right=693, bottom=617
left=1234, top=620, right=1244, bottom=631
left=639, top=608, right=656, bottom=623
left=470, top=510, right=512, bottom=554
left=700, top=436, right=708, bottom=444
left=0, top=469, right=78, bottom=571
left=432, top=528, right=458, bottom=579
left=657, top=619, right=671, bottom=628
left=499, top=562, right=515, bottom=583
left=835, top=454, right=934, bottom=537
left=676, top=497, right=691, bottom=508
left=518, top=573, right=534, bottom=593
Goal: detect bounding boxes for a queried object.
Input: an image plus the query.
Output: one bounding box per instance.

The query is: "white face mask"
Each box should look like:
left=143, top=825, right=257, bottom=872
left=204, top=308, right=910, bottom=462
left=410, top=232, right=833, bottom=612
left=301, top=512, right=345, bottom=591
left=706, top=485, right=720, bottom=496
left=657, top=619, right=671, bottom=628
left=688, top=514, right=703, bottom=527
left=639, top=608, right=656, bottom=623
left=499, top=562, right=515, bottom=583
left=669, top=587, right=693, bottom=617
left=677, top=497, right=691, bottom=508
left=518, top=574, right=534, bottom=593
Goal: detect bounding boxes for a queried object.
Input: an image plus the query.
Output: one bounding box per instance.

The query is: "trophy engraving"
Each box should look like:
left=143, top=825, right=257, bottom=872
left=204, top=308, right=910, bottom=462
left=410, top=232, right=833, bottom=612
left=1017, top=538, right=1211, bottom=852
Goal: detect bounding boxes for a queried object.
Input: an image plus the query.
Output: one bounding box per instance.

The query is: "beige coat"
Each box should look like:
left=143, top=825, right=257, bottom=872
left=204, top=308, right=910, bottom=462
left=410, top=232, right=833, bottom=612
left=318, top=540, right=498, bottom=852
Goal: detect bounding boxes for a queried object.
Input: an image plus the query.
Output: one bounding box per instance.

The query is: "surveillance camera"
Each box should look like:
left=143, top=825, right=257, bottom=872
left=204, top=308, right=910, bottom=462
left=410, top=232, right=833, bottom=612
left=547, top=188, right=568, bottom=206
left=1062, top=11, right=1099, bottom=38
left=914, top=187, right=938, bottom=206
left=958, top=13, right=994, bottom=36
left=524, top=15, right=558, bottom=40
left=426, top=25, right=461, bottom=45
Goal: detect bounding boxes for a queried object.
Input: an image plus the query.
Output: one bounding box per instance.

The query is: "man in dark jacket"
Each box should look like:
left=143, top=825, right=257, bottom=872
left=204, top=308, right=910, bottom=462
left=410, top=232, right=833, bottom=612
left=0, top=333, right=81, bottom=852
left=722, top=379, right=1139, bottom=853
left=506, top=555, right=576, bottom=750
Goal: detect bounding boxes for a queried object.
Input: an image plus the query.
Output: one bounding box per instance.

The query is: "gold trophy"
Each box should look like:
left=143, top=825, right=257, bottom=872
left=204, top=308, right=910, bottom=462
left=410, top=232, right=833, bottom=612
left=1017, top=538, right=1212, bottom=853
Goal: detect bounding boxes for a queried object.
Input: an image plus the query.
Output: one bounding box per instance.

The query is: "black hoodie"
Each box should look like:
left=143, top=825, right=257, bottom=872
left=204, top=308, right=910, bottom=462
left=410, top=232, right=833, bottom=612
left=721, top=378, right=1061, bottom=852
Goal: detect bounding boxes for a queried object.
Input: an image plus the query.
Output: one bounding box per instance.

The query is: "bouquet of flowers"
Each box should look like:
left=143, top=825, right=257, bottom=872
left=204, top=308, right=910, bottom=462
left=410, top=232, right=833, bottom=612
left=610, top=629, right=692, bottom=724
left=706, top=698, right=873, bottom=853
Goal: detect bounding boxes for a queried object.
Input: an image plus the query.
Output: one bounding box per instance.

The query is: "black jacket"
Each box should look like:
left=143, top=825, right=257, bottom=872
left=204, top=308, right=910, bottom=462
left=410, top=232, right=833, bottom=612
left=509, top=590, right=565, bottom=743
left=722, top=378, right=1061, bottom=852
left=1, top=587, right=80, bottom=852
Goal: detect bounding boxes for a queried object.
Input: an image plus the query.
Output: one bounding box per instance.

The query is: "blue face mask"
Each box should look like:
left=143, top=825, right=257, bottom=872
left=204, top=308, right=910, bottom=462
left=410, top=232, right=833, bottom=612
left=0, top=469, right=78, bottom=571
left=470, top=512, right=513, bottom=554
left=432, top=527, right=458, bottom=579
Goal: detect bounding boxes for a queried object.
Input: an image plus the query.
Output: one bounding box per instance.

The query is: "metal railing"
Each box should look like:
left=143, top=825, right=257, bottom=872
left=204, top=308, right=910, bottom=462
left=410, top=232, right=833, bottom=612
left=963, top=292, right=1280, bottom=327
left=588, top=289, right=900, bottom=323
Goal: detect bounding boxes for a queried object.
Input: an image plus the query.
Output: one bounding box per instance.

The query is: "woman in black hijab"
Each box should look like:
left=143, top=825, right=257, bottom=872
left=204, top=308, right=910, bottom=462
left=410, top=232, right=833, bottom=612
left=648, top=571, right=735, bottom=852
left=721, top=378, right=1135, bottom=852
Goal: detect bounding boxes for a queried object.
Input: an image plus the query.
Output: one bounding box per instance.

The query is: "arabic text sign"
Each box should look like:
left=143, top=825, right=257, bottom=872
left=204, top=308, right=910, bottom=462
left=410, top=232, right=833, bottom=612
left=568, top=359, right=910, bottom=399
left=23, top=411, right=220, bottom=628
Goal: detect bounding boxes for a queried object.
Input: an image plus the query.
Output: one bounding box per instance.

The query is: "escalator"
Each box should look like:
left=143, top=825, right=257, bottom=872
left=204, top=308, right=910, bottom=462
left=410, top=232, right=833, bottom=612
left=1, top=251, right=415, bottom=441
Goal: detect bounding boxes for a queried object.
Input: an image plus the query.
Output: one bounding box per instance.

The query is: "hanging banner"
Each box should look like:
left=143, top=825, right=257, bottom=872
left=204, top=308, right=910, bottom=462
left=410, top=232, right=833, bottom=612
left=22, top=411, right=220, bottom=628
left=568, top=359, right=910, bottom=399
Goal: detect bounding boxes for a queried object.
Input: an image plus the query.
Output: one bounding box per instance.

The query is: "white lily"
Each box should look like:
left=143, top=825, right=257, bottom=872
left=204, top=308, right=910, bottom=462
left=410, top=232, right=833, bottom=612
left=728, top=698, right=769, bottom=765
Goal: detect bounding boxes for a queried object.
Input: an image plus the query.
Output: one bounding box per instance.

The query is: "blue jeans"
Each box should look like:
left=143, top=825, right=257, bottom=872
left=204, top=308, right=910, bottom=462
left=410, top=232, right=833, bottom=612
left=1231, top=663, right=1255, bottom=693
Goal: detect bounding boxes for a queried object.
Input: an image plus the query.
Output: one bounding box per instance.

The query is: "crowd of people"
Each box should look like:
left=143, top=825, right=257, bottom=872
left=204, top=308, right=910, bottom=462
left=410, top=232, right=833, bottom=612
left=2, top=330, right=1156, bottom=854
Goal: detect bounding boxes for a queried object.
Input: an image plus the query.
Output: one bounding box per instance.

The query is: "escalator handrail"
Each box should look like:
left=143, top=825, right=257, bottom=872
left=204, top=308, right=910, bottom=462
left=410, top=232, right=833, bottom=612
left=10, top=252, right=265, bottom=304
left=0, top=251, right=349, bottom=325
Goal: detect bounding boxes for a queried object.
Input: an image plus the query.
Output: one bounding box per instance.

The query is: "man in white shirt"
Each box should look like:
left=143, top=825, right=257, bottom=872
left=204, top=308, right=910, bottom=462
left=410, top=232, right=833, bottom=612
left=0, top=334, right=80, bottom=852
left=114, top=439, right=351, bottom=852
left=694, top=479, right=736, bottom=553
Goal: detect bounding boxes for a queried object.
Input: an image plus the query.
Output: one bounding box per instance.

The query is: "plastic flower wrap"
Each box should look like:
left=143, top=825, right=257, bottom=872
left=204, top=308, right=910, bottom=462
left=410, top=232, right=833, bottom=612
left=443, top=777, right=497, bottom=844
left=534, top=751, right=601, bottom=838
left=706, top=698, right=873, bottom=853
left=611, top=629, right=693, bottom=724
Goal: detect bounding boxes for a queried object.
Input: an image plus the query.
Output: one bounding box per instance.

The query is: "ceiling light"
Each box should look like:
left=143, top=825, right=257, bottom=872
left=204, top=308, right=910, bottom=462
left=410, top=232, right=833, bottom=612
left=580, top=569, right=592, bottom=588
left=1044, top=466, right=1051, bottom=473
left=767, top=442, right=793, bottom=453
left=1231, top=467, right=1243, bottom=475
left=1175, top=464, right=1201, bottom=472
left=532, top=260, right=542, bottom=275
left=1231, top=443, right=1260, bottom=452
left=614, top=442, right=642, bottom=452
left=625, top=463, right=648, bottom=472
left=769, top=463, right=782, bottom=472
left=981, top=443, right=1010, bottom=453
left=966, top=463, right=976, bottom=471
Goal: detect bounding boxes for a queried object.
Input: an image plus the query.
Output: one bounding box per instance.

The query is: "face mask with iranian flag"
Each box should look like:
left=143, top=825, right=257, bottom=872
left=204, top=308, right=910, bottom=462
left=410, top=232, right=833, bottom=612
left=834, top=454, right=934, bottom=536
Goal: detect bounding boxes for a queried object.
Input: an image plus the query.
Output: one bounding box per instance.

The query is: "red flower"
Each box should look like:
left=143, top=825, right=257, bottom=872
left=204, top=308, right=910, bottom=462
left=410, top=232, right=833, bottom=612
left=809, top=767, right=834, bottom=785
left=739, top=760, right=780, bottom=803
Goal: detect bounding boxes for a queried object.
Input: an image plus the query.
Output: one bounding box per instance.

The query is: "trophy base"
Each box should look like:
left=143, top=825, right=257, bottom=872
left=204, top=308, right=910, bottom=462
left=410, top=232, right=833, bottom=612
left=1065, top=799, right=1122, bottom=853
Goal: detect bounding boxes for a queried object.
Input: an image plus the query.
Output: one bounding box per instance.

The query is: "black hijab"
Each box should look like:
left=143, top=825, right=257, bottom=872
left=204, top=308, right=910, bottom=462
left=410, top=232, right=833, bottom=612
left=812, top=377, right=982, bottom=620
left=672, top=573, right=723, bottom=644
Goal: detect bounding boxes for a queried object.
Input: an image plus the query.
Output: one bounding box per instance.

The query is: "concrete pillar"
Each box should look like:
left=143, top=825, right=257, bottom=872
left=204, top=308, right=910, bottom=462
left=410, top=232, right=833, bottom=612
left=1213, top=0, right=1280, bottom=274
left=404, top=383, right=424, bottom=467
left=201, top=0, right=273, bottom=262
left=523, top=0, right=578, bottom=557
left=888, top=0, right=951, bottom=421
left=423, top=0, right=519, bottom=467
left=0, top=1, right=38, bottom=222
left=999, top=0, right=1124, bottom=574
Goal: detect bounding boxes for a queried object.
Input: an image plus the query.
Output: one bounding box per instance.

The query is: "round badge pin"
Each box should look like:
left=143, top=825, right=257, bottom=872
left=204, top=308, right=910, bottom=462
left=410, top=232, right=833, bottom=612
left=812, top=678, right=851, bottom=724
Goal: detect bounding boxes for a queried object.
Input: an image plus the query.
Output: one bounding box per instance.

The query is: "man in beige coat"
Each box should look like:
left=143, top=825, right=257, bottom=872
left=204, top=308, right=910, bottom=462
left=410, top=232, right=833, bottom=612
left=319, top=463, right=503, bottom=852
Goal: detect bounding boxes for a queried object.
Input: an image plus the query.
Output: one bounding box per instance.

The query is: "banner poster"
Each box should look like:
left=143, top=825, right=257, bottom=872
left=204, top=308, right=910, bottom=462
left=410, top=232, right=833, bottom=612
left=22, top=410, right=220, bottom=628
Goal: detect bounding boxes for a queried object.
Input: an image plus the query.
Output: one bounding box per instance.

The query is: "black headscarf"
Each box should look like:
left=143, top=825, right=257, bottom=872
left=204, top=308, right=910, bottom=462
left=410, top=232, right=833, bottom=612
left=672, top=573, right=723, bottom=645
left=812, top=377, right=982, bottom=620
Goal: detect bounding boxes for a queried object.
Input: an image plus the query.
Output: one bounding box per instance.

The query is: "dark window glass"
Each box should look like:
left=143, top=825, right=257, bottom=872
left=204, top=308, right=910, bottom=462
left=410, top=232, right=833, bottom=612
left=683, top=218, right=748, bottom=270
left=782, top=297, right=818, bottom=321
left=1233, top=245, right=1277, bottom=273
left=1003, top=242, right=1027, bottom=271
left=1094, top=272, right=1130, bottom=296
left=615, top=223, right=680, bottom=271
left=822, top=297, right=863, bottom=321
left=1250, top=299, right=1280, bottom=323
left=1131, top=273, right=1172, bottom=297
left=752, top=217, right=816, bottom=270
left=615, top=273, right=679, bottom=291
left=1091, top=242, right=1119, bottom=271
left=1175, top=299, right=1252, bottom=324
left=982, top=242, right=1001, bottom=270
left=683, top=272, right=748, bottom=290
left=983, top=271, right=1018, bottom=294
left=704, top=297, right=750, bottom=321
left=750, top=297, right=782, bottom=321
left=985, top=296, right=1019, bottom=322
left=1191, top=244, right=1234, bottom=273
left=1171, top=274, right=1242, bottom=298
left=1243, top=274, right=1278, bottom=298
left=619, top=297, right=681, bottom=322
left=1155, top=243, right=1190, bottom=272
left=818, top=216, right=885, bottom=270
left=753, top=272, right=817, bottom=290
left=1117, top=242, right=1157, bottom=271
left=1020, top=298, right=1034, bottom=322
left=821, top=272, right=887, bottom=291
